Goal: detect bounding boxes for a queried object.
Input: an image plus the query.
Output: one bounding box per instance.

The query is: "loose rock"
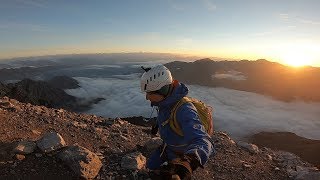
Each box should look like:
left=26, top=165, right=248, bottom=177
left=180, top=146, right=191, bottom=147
left=266, top=154, right=273, bottom=161
left=121, top=152, right=146, bottom=170
left=31, top=129, right=41, bottom=136
left=13, top=140, right=36, bottom=155
left=35, top=153, right=42, bottom=158
left=71, top=121, right=88, bottom=129
left=57, top=145, right=102, bottom=179
left=36, top=132, right=66, bottom=153
left=237, top=141, right=259, bottom=154
left=15, top=154, right=25, bottom=161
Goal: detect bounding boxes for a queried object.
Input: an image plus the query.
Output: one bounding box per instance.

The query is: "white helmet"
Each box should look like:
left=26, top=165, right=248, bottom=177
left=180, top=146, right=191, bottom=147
left=140, top=65, right=173, bottom=92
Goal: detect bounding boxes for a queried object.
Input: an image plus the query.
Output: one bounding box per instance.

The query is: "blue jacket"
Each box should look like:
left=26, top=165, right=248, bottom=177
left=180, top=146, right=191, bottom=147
left=152, top=82, right=214, bottom=166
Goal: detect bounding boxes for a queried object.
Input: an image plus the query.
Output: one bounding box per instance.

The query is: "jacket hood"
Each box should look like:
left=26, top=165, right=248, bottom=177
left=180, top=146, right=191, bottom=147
left=152, top=81, right=189, bottom=108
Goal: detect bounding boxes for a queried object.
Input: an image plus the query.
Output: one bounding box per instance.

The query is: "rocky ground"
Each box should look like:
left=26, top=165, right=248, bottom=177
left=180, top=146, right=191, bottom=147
left=0, top=96, right=319, bottom=179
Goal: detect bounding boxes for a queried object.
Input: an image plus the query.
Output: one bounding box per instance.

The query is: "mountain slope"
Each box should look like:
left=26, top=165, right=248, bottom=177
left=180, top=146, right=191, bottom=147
left=1, top=97, right=319, bottom=179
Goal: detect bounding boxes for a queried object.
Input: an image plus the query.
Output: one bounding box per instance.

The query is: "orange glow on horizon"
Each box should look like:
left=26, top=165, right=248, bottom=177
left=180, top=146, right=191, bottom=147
left=0, top=48, right=319, bottom=68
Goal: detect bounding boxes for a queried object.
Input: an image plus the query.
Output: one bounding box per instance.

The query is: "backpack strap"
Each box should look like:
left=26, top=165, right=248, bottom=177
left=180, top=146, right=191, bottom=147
left=161, top=97, right=192, bottom=136
left=161, top=98, right=184, bottom=127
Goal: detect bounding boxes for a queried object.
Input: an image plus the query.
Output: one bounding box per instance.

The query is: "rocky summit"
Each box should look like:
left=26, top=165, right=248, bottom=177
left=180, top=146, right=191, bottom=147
left=0, top=96, right=319, bottom=179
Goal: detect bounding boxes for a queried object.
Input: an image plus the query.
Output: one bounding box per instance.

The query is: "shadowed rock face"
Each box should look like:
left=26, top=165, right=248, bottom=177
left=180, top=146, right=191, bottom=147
left=6, top=79, right=77, bottom=110
left=0, top=77, right=106, bottom=112
left=47, top=76, right=80, bottom=90
left=165, top=59, right=320, bottom=102
left=0, top=67, right=36, bottom=82
left=0, top=83, right=10, bottom=97
left=0, top=66, right=58, bottom=82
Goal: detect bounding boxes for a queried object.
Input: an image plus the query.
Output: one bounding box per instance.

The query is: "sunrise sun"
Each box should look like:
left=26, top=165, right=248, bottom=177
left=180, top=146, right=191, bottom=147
left=282, top=53, right=310, bottom=67
left=280, top=45, right=317, bottom=67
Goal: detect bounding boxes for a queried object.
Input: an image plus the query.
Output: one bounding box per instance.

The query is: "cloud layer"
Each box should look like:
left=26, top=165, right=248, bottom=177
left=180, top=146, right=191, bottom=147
left=66, top=74, right=320, bottom=141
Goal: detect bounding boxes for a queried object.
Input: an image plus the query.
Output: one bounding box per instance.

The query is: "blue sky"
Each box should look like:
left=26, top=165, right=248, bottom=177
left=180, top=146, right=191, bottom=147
left=0, top=0, right=320, bottom=66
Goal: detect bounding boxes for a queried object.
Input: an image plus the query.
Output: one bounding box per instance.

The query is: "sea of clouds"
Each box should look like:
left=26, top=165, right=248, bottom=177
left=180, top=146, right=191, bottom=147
left=66, top=66, right=320, bottom=141
left=4, top=57, right=320, bottom=140
left=3, top=56, right=318, bottom=141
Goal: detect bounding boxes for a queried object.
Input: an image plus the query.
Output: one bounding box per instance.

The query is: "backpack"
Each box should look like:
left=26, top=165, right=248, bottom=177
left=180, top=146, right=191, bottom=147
left=162, top=97, right=214, bottom=136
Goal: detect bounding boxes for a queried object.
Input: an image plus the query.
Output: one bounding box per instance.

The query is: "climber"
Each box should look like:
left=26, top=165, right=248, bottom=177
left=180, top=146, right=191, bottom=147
left=140, top=64, right=215, bottom=179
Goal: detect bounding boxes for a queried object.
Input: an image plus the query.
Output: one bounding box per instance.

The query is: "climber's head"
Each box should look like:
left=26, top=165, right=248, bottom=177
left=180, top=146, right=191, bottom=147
left=140, top=65, right=173, bottom=102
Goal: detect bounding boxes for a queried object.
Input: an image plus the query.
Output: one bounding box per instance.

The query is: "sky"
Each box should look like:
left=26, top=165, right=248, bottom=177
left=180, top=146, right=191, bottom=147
left=1, top=0, right=320, bottom=67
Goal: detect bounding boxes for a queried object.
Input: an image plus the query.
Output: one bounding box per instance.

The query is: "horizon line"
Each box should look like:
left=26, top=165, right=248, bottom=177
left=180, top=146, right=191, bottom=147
left=0, top=52, right=318, bottom=68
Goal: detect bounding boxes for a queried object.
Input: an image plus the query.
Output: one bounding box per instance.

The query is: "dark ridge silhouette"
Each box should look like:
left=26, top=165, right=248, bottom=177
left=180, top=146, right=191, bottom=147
left=0, top=82, right=10, bottom=97
left=47, top=76, right=80, bottom=89
left=0, top=77, right=105, bottom=112
left=6, top=79, right=76, bottom=109
left=165, top=59, right=320, bottom=102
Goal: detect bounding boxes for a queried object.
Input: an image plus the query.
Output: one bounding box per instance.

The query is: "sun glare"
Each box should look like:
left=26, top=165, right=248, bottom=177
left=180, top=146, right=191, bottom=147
left=280, top=44, right=318, bottom=67
left=282, top=52, right=311, bottom=67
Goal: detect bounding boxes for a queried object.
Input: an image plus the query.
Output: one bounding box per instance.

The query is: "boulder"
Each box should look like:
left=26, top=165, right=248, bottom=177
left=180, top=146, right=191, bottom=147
left=36, top=132, right=66, bottom=153
left=13, top=140, right=36, bottom=155
left=143, top=137, right=162, bottom=152
left=121, top=152, right=146, bottom=170
left=0, top=98, right=20, bottom=111
left=0, top=101, right=12, bottom=108
left=57, top=145, right=102, bottom=179
left=237, top=141, right=259, bottom=154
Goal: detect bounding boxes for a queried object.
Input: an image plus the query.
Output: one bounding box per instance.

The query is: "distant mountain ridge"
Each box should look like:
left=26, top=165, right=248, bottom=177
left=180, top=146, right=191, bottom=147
left=4, top=79, right=77, bottom=110
left=0, top=76, right=103, bottom=111
left=165, top=59, right=320, bottom=102
left=1, top=57, right=319, bottom=103
left=0, top=65, right=67, bottom=82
